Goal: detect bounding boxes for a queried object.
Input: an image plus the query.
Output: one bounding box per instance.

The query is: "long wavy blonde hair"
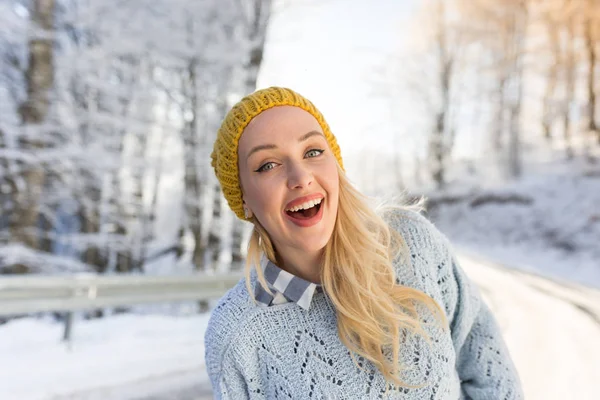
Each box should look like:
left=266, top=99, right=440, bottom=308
left=244, top=164, right=447, bottom=388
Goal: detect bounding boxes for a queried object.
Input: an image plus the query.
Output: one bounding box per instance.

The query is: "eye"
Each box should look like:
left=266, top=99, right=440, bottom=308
left=255, top=162, right=277, bottom=173
left=305, top=149, right=324, bottom=158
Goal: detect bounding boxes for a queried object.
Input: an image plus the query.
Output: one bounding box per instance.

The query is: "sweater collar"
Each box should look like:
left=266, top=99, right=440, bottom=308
left=254, top=255, right=322, bottom=310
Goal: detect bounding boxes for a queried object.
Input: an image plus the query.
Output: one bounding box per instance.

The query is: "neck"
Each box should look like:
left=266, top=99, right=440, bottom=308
left=275, top=247, right=323, bottom=284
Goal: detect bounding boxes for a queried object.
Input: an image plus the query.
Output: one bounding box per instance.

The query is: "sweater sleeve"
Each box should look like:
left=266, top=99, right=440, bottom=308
left=204, top=286, right=252, bottom=400
left=393, top=210, right=524, bottom=399
left=447, top=255, right=524, bottom=400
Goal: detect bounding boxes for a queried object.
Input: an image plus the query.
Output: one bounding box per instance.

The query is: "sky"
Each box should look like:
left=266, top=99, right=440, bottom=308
left=257, top=0, right=421, bottom=161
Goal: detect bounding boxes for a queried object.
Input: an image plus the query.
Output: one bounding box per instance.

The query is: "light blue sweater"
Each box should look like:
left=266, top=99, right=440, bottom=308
left=204, top=211, right=523, bottom=399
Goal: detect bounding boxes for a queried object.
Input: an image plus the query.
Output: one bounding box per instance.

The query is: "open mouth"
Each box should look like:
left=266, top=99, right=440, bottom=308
left=285, top=198, right=323, bottom=220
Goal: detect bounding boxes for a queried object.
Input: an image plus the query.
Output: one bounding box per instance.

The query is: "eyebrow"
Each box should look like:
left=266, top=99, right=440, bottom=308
left=246, top=130, right=324, bottom=160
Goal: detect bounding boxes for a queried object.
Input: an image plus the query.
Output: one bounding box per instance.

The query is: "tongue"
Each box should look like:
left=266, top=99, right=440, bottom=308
left=288, top=206, right=318, bottom=220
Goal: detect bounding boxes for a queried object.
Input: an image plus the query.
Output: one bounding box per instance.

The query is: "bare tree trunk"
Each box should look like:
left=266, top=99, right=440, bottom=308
left=492, top=75, right=507, bottom=153
left=79, top=201, right=103, bottom=270
left=129, top=131, right=148, bottom=272
left=507, top=81, right=523, bottom=178
left=181, top=17, right=207, bottom=272
left=207, top=184, right=222, bottom=269
left=428, top=0, right=455, bottom=190
left=429, top=113, right=446, bottom=190
left=542, top=24, right=560, bottom=143
left=506, top=2, right=527, bottom=179
left=242, top=0, right=271, bottom=91
left=38, top=175, right=56, bottom=253
left=77, top=167, right=106, bottom=274
left=70, top=70, right=106, bottom=273
left=10, top=0, right=56, bottom=271
left=0, top=131, right=10, bottom=237
left=182, top=65, right=206, bottom=271
left=583, top=2, right=598, bottom=145
left=105, top=171, right=129, bottom=273
left=562, top=10, right=575, bottom=159
left=128, top=124, right=149, bottom=271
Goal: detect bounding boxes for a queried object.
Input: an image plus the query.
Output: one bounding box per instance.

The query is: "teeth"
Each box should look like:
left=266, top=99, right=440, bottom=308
left=287, top=198, right=323, bottom=212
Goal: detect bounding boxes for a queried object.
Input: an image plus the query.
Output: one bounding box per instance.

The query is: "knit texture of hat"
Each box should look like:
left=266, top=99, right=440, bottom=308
left=211, top=87, right=344, bottom=220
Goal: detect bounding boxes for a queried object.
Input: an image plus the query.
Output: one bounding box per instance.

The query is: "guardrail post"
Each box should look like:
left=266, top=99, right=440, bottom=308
left=63, top=311, right=74, bottom=343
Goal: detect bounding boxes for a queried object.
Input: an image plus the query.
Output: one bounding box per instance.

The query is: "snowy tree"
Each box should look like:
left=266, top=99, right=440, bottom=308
left=458, top=0, right=530, bottom=178
left=0, top=0, right=275, bottom=277
left=423, top=0, right=461, bottom=189
left=383, top=0, right=600, bottom=188
left=1, top=0, right=56, bottom=273
left=395, top=0, right=465, bottom=190
left=532, top=0, right=599, bottom=158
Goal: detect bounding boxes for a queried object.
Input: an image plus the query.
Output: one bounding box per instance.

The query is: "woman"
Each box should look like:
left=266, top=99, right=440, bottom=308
left=205, top=87, right=523, bottom=399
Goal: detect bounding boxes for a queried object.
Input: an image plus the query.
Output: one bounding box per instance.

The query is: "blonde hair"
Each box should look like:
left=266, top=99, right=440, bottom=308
left=244, top=165, right=447, bottom=389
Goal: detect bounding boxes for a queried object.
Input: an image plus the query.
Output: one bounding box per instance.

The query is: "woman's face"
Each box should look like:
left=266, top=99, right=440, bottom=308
left=238, top=106, right=340, bottom=259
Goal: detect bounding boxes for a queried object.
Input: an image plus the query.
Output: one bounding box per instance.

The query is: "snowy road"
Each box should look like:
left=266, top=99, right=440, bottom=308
left=459, top=252, right=600, bottom=400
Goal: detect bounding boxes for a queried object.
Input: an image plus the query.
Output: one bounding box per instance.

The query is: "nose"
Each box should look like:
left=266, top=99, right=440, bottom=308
left=286, top=161, right=313, bottom=190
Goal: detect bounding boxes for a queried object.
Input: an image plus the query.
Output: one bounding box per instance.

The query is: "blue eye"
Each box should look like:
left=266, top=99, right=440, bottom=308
left=255, top=149, right=324, bottom=173
left=255, top=162, right=276, bottom=173
left=305, top=149, right=324, bottom=158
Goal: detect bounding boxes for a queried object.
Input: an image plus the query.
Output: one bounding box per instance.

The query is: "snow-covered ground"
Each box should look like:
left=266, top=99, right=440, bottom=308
left=0, top=313, right=212, bottom=400
left=1, top=251, right=599, bottom=400
left=426, top=158, right=600, bottom=289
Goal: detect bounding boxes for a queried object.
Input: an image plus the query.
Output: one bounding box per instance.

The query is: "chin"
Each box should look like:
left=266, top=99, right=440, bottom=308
left=297, top=233, right=332, bottom=254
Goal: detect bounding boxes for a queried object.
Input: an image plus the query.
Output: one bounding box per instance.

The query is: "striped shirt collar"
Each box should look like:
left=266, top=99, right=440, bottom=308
left=254, top=255, right=322, bottom=311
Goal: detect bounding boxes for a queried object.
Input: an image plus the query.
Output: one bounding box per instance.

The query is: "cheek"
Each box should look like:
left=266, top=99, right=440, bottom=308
left=323, top=162, right=340, bottom=196
left=245, top=178, right=280, bottom=215
left=245, top=184, right=266, bottom=211
left=240, top=172, right=263, bottom=212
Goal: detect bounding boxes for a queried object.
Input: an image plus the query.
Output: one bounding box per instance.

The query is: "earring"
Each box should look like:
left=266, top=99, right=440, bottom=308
left=244, top=207, right=251, bottom=219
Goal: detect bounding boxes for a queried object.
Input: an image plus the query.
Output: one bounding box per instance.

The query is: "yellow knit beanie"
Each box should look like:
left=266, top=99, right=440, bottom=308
left=211, top=87, right=344, bottom=220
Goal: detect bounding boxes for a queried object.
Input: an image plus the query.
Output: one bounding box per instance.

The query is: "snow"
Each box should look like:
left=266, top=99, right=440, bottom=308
left=0, top=313, right=211, bottom=400
left=459, top=253, right=600, bottom=400
left=0, top=244, right=94, bottom=274
left=426, top=159, right=600, bottom=289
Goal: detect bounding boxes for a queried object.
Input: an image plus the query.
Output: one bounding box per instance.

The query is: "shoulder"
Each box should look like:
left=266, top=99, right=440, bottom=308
left=383, top=207, right=452, bottom=256
left=384, top=208, right=459, bottom=308
left=204, top=277, right=257, bottom=375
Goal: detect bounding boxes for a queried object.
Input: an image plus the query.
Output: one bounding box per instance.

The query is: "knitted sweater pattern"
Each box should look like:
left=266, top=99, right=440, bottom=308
left=204, top=211, right=523, bottom=399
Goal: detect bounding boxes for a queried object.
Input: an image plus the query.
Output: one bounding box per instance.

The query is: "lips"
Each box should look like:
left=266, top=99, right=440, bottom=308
left=283, top=201, right=325, bottom=228
left=283, top=193, right=325, bottom=228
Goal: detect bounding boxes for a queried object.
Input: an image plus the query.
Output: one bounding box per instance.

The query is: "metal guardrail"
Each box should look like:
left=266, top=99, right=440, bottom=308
left=0, top=273, right=245, bottom=316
